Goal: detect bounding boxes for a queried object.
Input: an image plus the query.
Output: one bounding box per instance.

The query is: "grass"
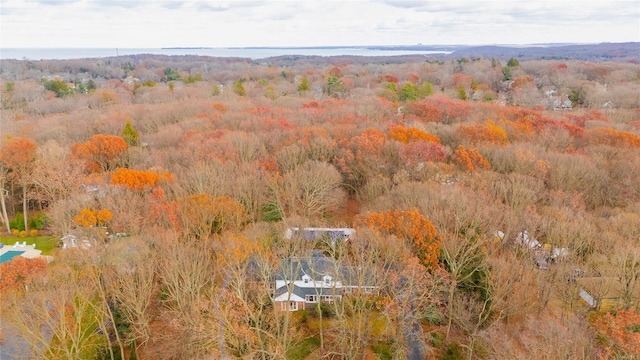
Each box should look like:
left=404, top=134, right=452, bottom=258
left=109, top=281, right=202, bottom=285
left=371, top=340, right=394, bottom=360
left=307, top=312, right=392, bottom=337
left=286, top=335, right=321, bottom=360
left=1, top=235, right=59, bottom=255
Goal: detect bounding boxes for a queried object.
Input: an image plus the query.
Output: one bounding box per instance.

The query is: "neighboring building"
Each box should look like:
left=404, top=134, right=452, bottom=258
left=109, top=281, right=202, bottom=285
left=578, top=276, right=640, bottom=312
left=284, top=228, right=356, bottom=243
left=274, top=254, right=377, bottom=312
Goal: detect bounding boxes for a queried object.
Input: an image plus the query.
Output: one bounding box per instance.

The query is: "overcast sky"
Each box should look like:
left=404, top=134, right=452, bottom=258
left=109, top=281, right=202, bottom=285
left=1, top=0, right=638, bottom=48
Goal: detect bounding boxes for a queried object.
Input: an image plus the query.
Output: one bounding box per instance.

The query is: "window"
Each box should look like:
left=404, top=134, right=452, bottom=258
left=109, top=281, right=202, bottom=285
left=323, top=275, right=332, bottom=285
left=305, top=295, right=318, bottom=303
left=280, top=301, right=299, bottom=311
left=364, top=287, right=373, bottom=294
left=302, top=275, right=310, bottom=284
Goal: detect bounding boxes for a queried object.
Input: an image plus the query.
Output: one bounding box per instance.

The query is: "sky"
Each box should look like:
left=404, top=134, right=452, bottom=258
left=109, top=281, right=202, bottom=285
left=1, top=0, right=639, bottom=48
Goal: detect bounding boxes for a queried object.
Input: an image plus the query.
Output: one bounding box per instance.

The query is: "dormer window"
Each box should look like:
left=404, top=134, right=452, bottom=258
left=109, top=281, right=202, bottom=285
left=302, top=275, right=311, bottom=284
left=323, top=275, right=332, bottom=285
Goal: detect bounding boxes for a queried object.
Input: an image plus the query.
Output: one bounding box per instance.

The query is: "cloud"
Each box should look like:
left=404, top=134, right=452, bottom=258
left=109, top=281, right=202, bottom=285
left=1, top=0, right=638, bottom=48
left=25, top=0, right=81, bottom=5
left=90, top=0, right=144, bottom=9
left=196, top=2, right=229, bottom=12
left=161, top=1, right=186, bottom=10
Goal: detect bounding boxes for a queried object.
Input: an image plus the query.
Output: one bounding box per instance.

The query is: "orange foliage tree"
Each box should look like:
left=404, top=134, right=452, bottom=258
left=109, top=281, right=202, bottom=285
left=389, top=125, right=441, bottom=144
left=71, top=134, right=128, bottom=172
left=458, top=120, right=508, bottom=145
left=110, top=168, right=173, bottom=191
left=451, top=145, right=491, bottom=173
left=594, top=309, right=640, bottom=359
left=585, top=127, right=640, bottom=148
left=74, top=208, right=113, bottom=227
left=149, top=186, right=180, bottom=230
left=356, top=208, right=440, bottom=269
left=0, top=256, right=47, bottom=291
left=334, top=128, right=388, bottom=191
left=402, top=102, right=442, bottom=123
left=399, top=140, right=447, bottom=166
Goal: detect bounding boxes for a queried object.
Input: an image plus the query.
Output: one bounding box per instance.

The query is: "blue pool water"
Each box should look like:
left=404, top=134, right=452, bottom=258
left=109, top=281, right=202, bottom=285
left=0, top=251, right=25, bottom=264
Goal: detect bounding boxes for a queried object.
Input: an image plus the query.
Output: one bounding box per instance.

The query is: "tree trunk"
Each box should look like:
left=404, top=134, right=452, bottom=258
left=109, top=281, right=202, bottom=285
left=447, top=283, right=455, bottom=339
left=22, top=185, right=28, bottom=231
left=0, top=189, right=10, bottom=233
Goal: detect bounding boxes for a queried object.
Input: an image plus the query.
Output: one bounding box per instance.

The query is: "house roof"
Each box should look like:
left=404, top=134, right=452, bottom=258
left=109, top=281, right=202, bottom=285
left=284, top=227, right=355, bottom=241
left=276, top=256, right=339, bottom=282
left=577, top=277, right=640, bottom=300
left=274, top=291, right=306, bottom=302
left=274, top=255, right=379, bottom=302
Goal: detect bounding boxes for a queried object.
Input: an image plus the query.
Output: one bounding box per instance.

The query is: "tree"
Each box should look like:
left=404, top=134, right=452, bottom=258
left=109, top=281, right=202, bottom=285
left=502, top=67, right=512, bottom=81
left=458, top=121, right=508, bottom=145
left=457, top=85, right=467, bottom=100
left=399, top=82, right=420, bottom=102
left=594, top=309, right=640, bottom=359
left=507, top=58, right=520, bottom=67
left=110, top=168, right=171, bottom=191
left=399, top=140, right=446, bottom=166
left=0, top=137, right=37, bottom=232
left=389, top=125, right=441, bottom=144
left=233, top=79, right=246, bottom=96
left=42, top=78, right=73, bottom=97
left=440, top=233, right=489, bottom=338
left=74, top=208, right=113, bottom=227
left=611, top=247, right=640, bottom=310
left=451, top=145, right=490, bottom=172
left=103, top=246, right=157, bottom=358
left=0, top=161, right=10, bottom=233
left=281, top=160, right=346, bottom=218
left=178, top=194, right=247, bottom=239
left=0, top=256, right=47, bottom=290
left=356, top=208, right=440, bottom=269
left=71, top=134, right=128, bottom=172
left=324, top=76, right=346, bottom=98
left=297, top=76, right=310, bottom=92
left=122, top=121, right=139, bottom=147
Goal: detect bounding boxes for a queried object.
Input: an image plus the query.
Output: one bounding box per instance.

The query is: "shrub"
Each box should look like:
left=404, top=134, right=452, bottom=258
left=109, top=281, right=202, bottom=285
left=12, top=229, right=19, bottom=236
left=29, top=230, right=38, bottom=237
left=443, top=343, right=464, bottom=360
left=313, top=303, right=336, bottom=318
left=431, top=331, right=444, bottom=347
left=35, top=213, right=48, bottom=231
left=19, top=231, right=27, bottom=238
left=10, top=213, right=25, bottom=231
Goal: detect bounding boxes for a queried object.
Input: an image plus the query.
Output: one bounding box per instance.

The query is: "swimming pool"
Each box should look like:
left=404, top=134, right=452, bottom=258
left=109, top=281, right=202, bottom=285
left=0, top=251, right=25, bottom=264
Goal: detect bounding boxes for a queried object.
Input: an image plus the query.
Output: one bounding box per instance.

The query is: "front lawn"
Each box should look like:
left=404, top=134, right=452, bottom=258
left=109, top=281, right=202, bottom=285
left=0, top=236, right=58, bottom=255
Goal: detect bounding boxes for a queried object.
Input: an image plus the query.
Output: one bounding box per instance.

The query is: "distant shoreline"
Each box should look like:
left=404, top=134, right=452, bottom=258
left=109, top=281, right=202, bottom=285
left=161, top=47, right=213, bottom=50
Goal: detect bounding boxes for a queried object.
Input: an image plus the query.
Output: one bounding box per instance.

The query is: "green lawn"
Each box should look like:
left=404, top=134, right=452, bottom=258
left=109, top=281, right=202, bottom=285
left=286, top=336, right=321, bottom=360
left=1, top=236, right=59, bottom=255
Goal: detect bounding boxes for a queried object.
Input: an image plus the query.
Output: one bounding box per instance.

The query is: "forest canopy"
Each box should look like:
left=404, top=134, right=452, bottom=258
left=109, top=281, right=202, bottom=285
left=0, top=51, right=639, bottom=359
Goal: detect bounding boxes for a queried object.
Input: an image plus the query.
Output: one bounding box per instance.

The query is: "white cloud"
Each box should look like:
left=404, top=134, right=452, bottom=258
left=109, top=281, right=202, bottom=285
left=1, top=0, right=638, bottom=48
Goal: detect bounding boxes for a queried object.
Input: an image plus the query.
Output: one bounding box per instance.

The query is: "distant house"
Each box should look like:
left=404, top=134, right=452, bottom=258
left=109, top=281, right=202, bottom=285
left=284, top=227, right=356, bottom=243
left=274, top=254, right=377, bottom=312
left=552, top=98, right=573, bottom=111
left=578, top=277, right=640, bottom=311
left=515, top=230, right=541, bottom=249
